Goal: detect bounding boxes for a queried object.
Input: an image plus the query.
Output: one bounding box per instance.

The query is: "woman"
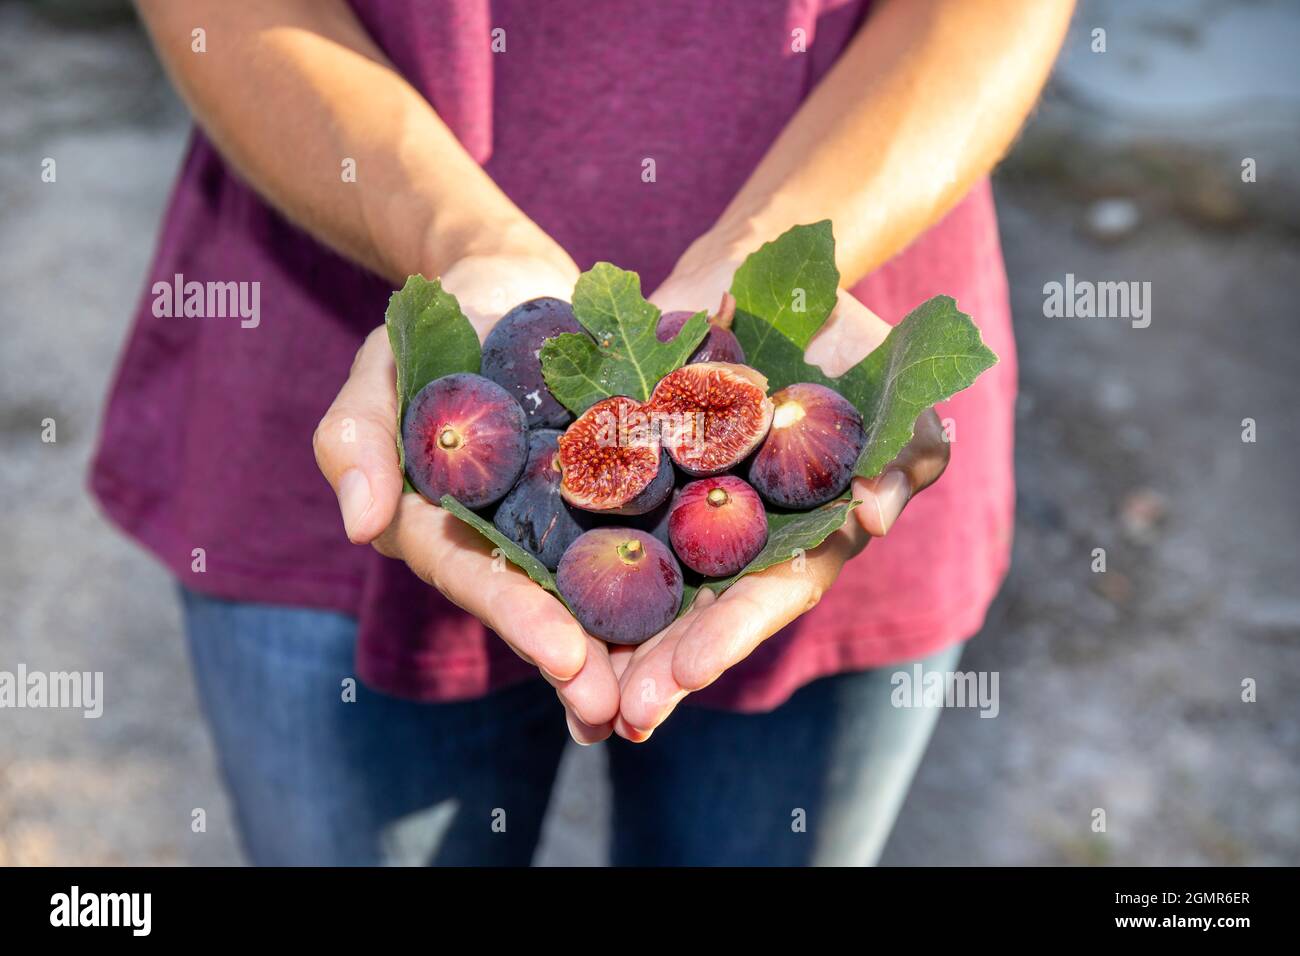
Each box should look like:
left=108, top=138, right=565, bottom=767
left=95, top=0, right=1073, bottom=865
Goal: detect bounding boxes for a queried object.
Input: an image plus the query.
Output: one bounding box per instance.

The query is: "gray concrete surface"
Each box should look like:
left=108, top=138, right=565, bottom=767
left=1, top=1, right=1296, bottom=866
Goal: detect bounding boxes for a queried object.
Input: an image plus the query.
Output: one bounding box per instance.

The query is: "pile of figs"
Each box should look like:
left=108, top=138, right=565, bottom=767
left=401, top=297, right=867, bottom=645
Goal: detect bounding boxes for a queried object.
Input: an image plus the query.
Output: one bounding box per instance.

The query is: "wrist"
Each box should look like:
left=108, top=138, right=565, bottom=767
left=662, top=199, right=804, bottom=298
left=424, top=208, right=573, bottom=281
left=683, top=185, right=809, bottom=269
left=653, top=216, right=771, bottom=314
left=436, top=247, right=580, bottom=340
left=672, top=221, right=761, bottom=281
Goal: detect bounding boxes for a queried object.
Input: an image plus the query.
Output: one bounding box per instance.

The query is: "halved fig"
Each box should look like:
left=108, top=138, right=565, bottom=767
left=647, top=362, right=774, bottom=475
left=556, top=396, right=674, bottom=515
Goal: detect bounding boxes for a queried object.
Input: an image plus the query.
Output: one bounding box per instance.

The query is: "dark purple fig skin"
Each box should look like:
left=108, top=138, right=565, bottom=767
left=657, top=310, right=745, bottom=364
left=668, top=476, right=768, bottom=577
left=402, top=373, right=528, bottom=509
left=611, top=490, right=675, bottom=548
left=747, top=382, right=867, bottom=509
left=556, top=528, right=683, bottom=645
left=492, top=430, right=592, bottom=569
left=481, top=297, right=586, bottom=428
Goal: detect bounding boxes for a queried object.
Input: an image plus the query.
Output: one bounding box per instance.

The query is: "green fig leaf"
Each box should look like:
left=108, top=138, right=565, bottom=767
left=730, top=223, right=997, bottom=479
left=438, top=496, right=566, bottom=605
left=540, top=262, right=708, bottom=414
left=385, top=275, right=481, bottom=472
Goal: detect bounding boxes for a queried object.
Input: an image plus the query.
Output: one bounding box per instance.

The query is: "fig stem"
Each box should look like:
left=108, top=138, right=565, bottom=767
left=710, top=291, right=737, bottom=331
left=617, top=538, right=645, bottom=564
left=438, top=426, right=462, bottom=450
left=706, top=487, right=730, bottom=507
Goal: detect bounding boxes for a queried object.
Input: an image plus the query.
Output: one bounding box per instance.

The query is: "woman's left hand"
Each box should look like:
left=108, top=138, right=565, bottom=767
left=613, top=276, right=951, bottom=740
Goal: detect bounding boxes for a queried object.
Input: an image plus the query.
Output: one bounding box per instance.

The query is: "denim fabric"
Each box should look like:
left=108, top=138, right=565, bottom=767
left=181, top=588, right=959, bottom=866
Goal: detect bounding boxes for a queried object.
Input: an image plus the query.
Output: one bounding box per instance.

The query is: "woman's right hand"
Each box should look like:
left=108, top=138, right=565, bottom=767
left=312, top=252, right=624, bottom=744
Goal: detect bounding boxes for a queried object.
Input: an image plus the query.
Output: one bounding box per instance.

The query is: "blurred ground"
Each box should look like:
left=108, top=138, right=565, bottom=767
left=1, top=0, right=1297, bottom=866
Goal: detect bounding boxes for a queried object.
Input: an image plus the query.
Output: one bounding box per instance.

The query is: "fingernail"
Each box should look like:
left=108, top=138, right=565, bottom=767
left=540, top=664, right=571, bottom=684
left=871, top=470, right=911, bottom=535
left=537, top=638, right=585, bottom=683
left=631, top=689, right=687, bottom=735
left=620, top=722, right=653, bottom=743
left=337, top=468, right=373, bottom=541
left=565, top=711, right=595, bottom=746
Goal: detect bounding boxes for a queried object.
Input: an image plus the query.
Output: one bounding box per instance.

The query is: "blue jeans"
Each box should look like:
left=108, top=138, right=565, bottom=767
left=181, top=588, right=960, bottom=866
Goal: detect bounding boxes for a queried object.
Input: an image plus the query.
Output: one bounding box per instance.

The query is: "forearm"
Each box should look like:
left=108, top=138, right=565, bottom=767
left=687, top=0, right=1074, bottom=285
left=134, top=0, right=556, bottom=284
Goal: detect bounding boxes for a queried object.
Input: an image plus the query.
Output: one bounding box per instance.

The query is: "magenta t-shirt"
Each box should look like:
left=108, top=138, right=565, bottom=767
left=91, top=0, right=1017, bottom=712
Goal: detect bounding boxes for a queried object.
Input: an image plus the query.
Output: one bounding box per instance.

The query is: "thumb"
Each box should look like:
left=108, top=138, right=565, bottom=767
left=312, top=326, right=406, bottom=544
left=852, top=408, right=950, bottom=537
